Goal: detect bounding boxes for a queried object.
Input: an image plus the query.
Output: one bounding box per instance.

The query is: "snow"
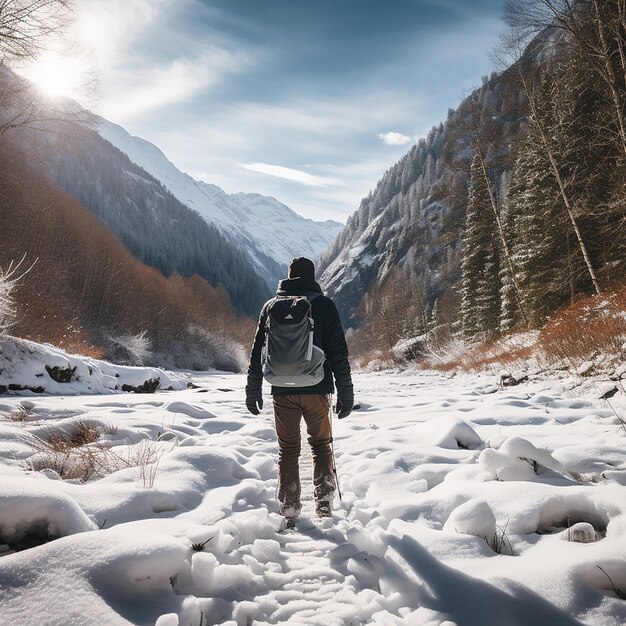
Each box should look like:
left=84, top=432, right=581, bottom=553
left=96, top=118, right=342, bottom=275
left=443, top=498, right=497, bottom=541
left=1, top=370, right=626, bottom=624
left=0, top=336, right=186, bottom=395
left=0, top=476, right=97, bottom=543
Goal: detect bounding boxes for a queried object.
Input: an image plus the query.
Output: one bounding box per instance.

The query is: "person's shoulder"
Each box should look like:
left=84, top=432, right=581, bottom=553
left=260, top=297, right=275, bottom=314
left=312, top=294, right=337, bottom=311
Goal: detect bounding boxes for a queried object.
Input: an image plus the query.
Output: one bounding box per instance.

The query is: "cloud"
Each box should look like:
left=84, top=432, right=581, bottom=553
left=73, top=0, right=168, bottom=65
left=72, top=0, right=255, bottom=122
left=84, top=0, right=506, bottom=222
left=378, top=131, right=412, bottom=145
left=242, top=163, right=339, bottom=187
left=100, top=46, right=251, bottom=121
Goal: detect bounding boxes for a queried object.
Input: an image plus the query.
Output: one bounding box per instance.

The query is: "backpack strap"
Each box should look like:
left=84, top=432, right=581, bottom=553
left=304, top=293, right=321, bottom=359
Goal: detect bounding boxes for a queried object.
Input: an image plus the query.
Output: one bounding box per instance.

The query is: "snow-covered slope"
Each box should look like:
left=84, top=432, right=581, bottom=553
left=0, top=336, right=186, bottom=395
left=1, top=370, right=626, bottom=624
left=97, top=119, right=342, bottom=281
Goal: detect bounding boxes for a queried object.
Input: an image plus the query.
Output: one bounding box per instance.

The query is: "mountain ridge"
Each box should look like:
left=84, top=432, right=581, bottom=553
left=96, top=118, right=343, bottom=284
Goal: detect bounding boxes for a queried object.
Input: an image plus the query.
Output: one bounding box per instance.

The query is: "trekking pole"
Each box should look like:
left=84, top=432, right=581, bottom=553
left=329, top=394, right=342, bottom=501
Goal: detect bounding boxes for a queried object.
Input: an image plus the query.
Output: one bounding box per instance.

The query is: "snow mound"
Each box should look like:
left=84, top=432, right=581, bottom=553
left=552, top=444, right=626, bottom=476
left=0, top=524, right=191, bottom=625
left=0, top=476, right=96, bottom=548
left=443, top=498, right=497, bottom=541
left=165, top=401, right=216, bottom=420
left=0, top=336, right=185, bottom=395
left=418, top=415, right=483, bottom=450
left=96, top=117, right=342, bottom=275
left=479, top=437, right=574, bottom=481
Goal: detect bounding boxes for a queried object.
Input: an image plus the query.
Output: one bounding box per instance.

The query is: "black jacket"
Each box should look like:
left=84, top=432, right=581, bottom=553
left=246, top=277, right=353, bottom=397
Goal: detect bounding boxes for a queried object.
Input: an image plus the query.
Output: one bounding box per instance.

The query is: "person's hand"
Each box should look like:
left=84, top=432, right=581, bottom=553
left=245, top=386, right=263, bottom=415
left=335, top=389, right=353, bottom=419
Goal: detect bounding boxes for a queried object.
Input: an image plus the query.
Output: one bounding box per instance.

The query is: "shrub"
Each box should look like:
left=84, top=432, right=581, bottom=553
left=538, top=288, right=626, bottom=371
left=23, top=421, right=173, bottom=486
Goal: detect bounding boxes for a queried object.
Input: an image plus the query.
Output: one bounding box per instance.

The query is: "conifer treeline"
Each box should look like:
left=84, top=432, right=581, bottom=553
left=462, top=0, right=626, bottom=339
left=321, top=0, right=626, bottom=359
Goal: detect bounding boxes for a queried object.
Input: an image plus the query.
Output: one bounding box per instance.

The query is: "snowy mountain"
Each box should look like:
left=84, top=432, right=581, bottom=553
left=97, top=119, right=343, bottom=283
left=317, top=70, right=524, bottom=327
left=30, top=122, right=270, bottom=317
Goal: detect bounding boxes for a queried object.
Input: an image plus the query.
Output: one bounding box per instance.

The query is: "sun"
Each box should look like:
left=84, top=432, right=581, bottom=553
left=21, top=51, right=87, bottom=100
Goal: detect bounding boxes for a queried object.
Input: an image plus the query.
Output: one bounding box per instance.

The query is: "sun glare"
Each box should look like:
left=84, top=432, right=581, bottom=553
left=22, top=51, right=87, bottom=100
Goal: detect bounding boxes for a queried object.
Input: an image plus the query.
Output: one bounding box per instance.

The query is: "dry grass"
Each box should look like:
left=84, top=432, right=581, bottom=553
left=488, top=518, right=513, bottom=555
left=191, top=536, right=214, bottom=552
left=416, top=284, right=626, bottom=376
left=25, top=419, right=104, bottom=480
left=6, top=401, right=36, bottom=422
left=538, top=288, right=626, bottom=372
left=44, top=420, right=101, bottom=451
left=24, top=421, right=173, bottom=486
left=102, top=439, right=173, bottom=488
left=421, top=332, right=538, bottom=374
left=355, top=349, right=394, bottom=371
left=8, top=407, right=29, bottom=422
left=102, top=422, right=119, bottom=436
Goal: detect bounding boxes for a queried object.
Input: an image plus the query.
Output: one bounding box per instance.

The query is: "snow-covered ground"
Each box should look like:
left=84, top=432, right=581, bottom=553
left=1, top=371, right=626, bottom=625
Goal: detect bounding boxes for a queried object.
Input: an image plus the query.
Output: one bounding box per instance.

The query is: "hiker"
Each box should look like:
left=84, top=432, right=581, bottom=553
left=245, top=257, right=354, bottom=523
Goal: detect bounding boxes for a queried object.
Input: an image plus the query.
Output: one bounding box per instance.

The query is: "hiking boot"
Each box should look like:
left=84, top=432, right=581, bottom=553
left=281, top=503, right=301, bottom=523
left=315, top=500, right=332, bottom=518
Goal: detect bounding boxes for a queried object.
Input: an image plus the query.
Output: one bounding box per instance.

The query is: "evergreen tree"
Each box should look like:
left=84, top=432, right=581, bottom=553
left=461, top=151, right=500, bottom=339
left=506, top=77, right=576, bottom=327
left=498, top=204, right=520, bottom=331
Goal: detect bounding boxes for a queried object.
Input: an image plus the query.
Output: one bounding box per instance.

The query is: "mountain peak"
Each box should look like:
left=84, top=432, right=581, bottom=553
left=97, top=117, right=342, bottom=283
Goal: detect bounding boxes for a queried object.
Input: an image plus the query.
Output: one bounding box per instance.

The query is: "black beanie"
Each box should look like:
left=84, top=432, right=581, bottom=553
left=288, top=257, right=315, bottom=280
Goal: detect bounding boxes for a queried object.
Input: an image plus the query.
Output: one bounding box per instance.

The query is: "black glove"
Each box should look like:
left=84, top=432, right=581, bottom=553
left=335, top=386, right=354, bottom=419
left=245, top=384, right=263, bottom=415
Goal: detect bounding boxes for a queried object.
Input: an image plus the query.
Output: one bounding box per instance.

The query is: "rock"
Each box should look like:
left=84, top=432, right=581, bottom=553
left=500, top=371, right=529, bottom=387
left=7, top=384, right=44, bottom=393
left=122, top=378, right=160, bottom=393
left=45, top=365, right=77, bottom=383
left=560, top=522, right=597, bottom=543
left=598, top=384, right=619, bottom=400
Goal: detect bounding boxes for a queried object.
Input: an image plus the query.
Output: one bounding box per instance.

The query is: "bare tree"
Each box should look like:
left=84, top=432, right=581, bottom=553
left=0, top=0, right=71, bottom=62
left=0, top=255, right=35, bottom=335
left=0, top=1, right=86, bottom=138
left=504, top=0, right=626, bottom=160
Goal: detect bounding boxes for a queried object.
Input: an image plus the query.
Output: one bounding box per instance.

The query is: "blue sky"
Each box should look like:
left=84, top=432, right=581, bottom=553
left=73, top=0, right=507, bottom=222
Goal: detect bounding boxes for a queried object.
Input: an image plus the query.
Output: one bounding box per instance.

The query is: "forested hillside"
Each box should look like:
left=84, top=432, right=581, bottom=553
left=27, top=122, right=269, bottom=316
left=320, top=0, right=626, bottom=367
left=0, top=136, right=254, bottom=371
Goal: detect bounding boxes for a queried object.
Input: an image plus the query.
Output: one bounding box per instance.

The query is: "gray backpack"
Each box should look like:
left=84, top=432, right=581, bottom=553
left=262, top=294, right=326, bottom=387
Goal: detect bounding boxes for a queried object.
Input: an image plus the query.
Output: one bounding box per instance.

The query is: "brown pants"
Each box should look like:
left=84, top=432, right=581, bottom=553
left=273, top=393, right=335, bottom=517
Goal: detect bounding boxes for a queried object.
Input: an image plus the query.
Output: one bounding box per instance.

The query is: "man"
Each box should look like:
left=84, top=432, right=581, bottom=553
left=245, top=257, right=353, bottom=523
